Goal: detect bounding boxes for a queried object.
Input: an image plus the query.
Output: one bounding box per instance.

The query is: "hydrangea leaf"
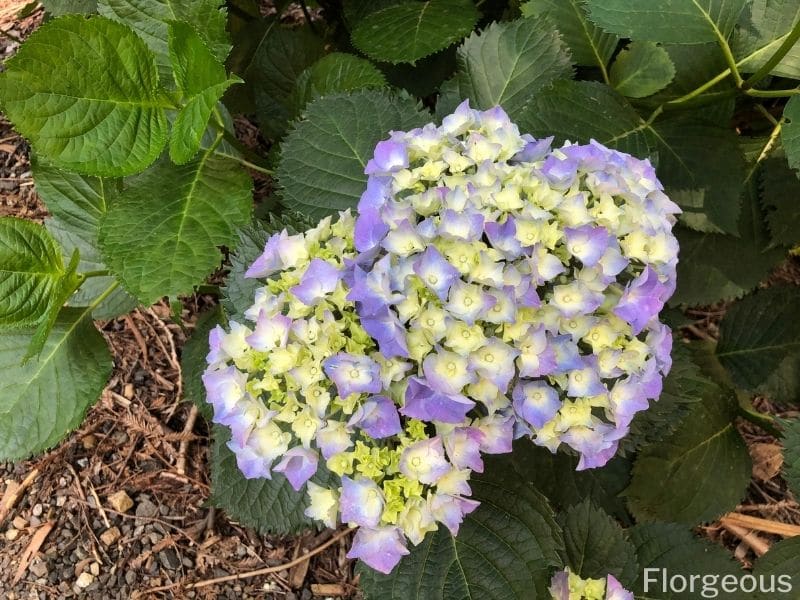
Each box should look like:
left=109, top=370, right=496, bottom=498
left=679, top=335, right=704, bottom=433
left=182, top=305, right=225, bottom=421
left=733, top=0, right=800, bottom=80
left=249, top=27, right=325, bottom=139
left=610, top=41, right=676, bottom=98
left=292, top=53, right=387, bottom=113
left=751, top=537, right=800, bottom=598
left=585, top=0, right=749, bottom=44
left=0, top=217, right=67, bottom=329
left=222, top=212, right=316, bottom=321
left=762, top=156, right=800, bottom=247
left=628, top=523, right=741, bottom=598
left=671, top=177, right=784, bottom=306
left=0, top=15, right=167, bottom=177
left=715, top=286, right=800, bottom=394
left=33, top=161, right=138, bottom=319
left=645, top=115, right=744, bottom=234
left=0, top=307, right=112, bottom=460
left=97, top=0, right=230, bottom=80
left=510, top=439, right=632, bottom=523
left=350, top=0, right=478, bottom=65
left=442, top=18, right=574, bottom=118
left=210, top=426, right=336, bottom=534
left=358, top=455, right=564, bottom=599
left=782, top=95, right=800, bottom=175
left=167, top=21, right=241, bottom=165
left=277, top=90, right=430, bottom=218
left=41, top=0, right=97, bottom=14
left=520, top=0, right=618, bottom=71
left=625, top=389, right=751, bottom=525
left=99, top=153, right=252, bottom=305
left=559, top=500, right=638, bottom=586
left=622, top=344, right=704, bottom=454
left=782, top=418, right=800, bottom=499
left=517, top=80, right=651, bottom=158
left=342, top=0, right=403, bottom=28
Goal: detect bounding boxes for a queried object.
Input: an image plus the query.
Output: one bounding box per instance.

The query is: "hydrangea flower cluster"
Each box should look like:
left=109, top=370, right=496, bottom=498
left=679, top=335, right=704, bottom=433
left=353, top=100, right=678, bottom=469
left=202, top=212, right=503, bottom=574
left=202, top=101, right=679, bottom=575
left=549, top=569, right=633, bottom=600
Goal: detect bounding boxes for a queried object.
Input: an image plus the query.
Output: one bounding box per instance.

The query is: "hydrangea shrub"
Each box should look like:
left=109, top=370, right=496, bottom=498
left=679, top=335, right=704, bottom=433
left=2, top=0, right=800, bottom=597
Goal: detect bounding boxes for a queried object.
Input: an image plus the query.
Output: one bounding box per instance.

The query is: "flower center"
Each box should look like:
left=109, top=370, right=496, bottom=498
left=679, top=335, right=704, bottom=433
left=349, top=369, right=360, bottom=379
left=411, top=457, right=422, bottom=467
left=427, top=275, right=438, bottom=284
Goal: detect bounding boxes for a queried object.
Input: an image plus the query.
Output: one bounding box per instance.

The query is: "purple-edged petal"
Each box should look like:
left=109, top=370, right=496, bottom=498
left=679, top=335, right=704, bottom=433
left=563, top=225, right=611, bottom=266
left=548, top=570, right=570, bottom=600
left=606, top=574, right=635, bottom=600
left=442, top=427, right=485, bottom=472
left=566, top=356, right=607, bottom=397
left=339, top=476, right=384, bottom=527
left=348, top=396, right=402, bottom=439
left=485, top=216, right=523, bottom=258
left=365, top=140, right=409, bottom=175
left=316, top=420, right=353, bottom=459
left=429, top=493, right=480, bottom=536
left=273, top=447, right=319, bottom=491
left=202, top=366, right=248, bottom=420
left=476, top=413, right=514, bottom=454
left=512, top=134, right=553, bottom=163
left=438, top=209, right=484, bottom=241
left=400, top=377, right=475, bottom=424
left=346, top=526, right=409, bottom=574
left=540, top=154, right=578, bottom=188
left=512, top=381, right=561, bottom=429
left=323, top=353, right=382, bottom=397
left=361, top=307, right=410, bottom=359
left=413, top=246, right=461, bottom=301
left=399, top=437, right=451, bottom=484
left=422, top=350, right=476, bottom=395
left=290, top=258, right=342, bottom=305
left=246, top=311, right=292, bottom=352
left=613, top=266, right=668, bottom=334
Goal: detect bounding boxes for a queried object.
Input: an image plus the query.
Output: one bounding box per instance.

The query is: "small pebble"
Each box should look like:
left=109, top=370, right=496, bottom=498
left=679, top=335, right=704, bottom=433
left=100, top=526, right=121, bottom=546
left=107, top=490, right=134, bottom=513
left=75, top=572, right=94, bottom=589
left=90, top=562, right=100, bottom=576
left=5, top=528, right=19, bottom=541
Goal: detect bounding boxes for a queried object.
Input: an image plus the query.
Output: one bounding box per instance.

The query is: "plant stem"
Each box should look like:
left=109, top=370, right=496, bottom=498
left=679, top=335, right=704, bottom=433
left=88, top=281, right=120, bottom=312
left=745, top=87, right=800, bottom=98
left=231, top=155, right=274, bottom=175
left=736, top=393, right=782, bottom=438
left=80, top=269, right=111, bottom=279
left=666, top=69, right=732, bottom=106
left=743, top=21, right=800, bottom=90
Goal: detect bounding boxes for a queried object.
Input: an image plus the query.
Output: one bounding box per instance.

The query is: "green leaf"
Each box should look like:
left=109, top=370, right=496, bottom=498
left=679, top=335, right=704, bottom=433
left=510, top=439, right=632, bottom=523
left=715, top=286, right=800, bottom=393
left=646, top=115, right=744, bottom=234
left=97, top=0, right=230, bottom=80
left=610, top=41, right=676, bottom=98
left=99, top=153, right=252, bottom=305
left=782, top=418, right=800, bottom=498
left=0, top=306, right=112, bottom=459
left=585, top=0, right=748, bottom=44
left=752, top=537, right=800, bottom=599
left=625, top=389, right=751, bottom=525
left=222, top=212, right=316, bottom=321
left=559, top=500, right=638, bottom=586
left=41, top=0, right=97, bottom=14
left=521, top=0, right=618, bottom=71
left=733, top=0, right=800, bottom=80
left=210, top=426, right=335, bottom=534
left=358, top=455, right=564, bottom=599
left=342, top=0, right=401, bottom=28
left=516, top=80, right=651, bottom=158
left=762, top=156, right=800, bottom=247
left=181, top=305, right=225, bottom=421
left=0, top=217, right=65, bottom=329
left=249, top=27, right=325, bottom=139
left=277, top=90, right=430, bottom=218
left=292, top=53, right=387, bottom=113
left=782, top=96, right=800, bottom=175
left=621, top=344, right=705, bottom=454
left=443, top=18, right=573, bottom=118
left=167, top=21, right=240, bottom=164
left=351, top=0, right=479, bottom=65
left=0, top=15, right=167, bottom=177
left=33, top=161, right=138, bottom=319
left=629, top=523, right=741, bottom=599
left=671, top=178, right=785, bottom=306
left=24, top=250, right=83, bottom=361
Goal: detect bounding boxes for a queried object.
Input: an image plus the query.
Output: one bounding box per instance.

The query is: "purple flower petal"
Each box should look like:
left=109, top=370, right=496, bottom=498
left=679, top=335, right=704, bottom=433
left=399, top=437, right=451, bottom=484
left=246, top=311, right=292, bottom=352
left=613, top=266, right=668, bottom=334
left=400, top=377, right=475, bottom=424
left=346, top=526, right=409, bottom=574
left=429, top=493, right=480, bottom=536
left=339, top=476, right=384, bottom=527
left=348, top=396, right=402, bottom=438
left=290, top=258, right=342, bottom=306
left=365, top=140, right=409, bottom=175
left=512, top=381, right=561, bottom=429
left=361, top=307, right=409, bottom=359
left=442, top=427, right=485, bottom=472
left=413, top=246, right=461, bottom=301
left=564, top=225, right=611, bottom=266
left=273, top=447, right=319, bottom=491
left=323, top=353, right=382, bottom=398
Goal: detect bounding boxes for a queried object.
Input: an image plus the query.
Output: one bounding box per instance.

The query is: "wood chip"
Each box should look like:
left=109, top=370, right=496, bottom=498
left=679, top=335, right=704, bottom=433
left=750, top=442, right=783, bottom=481
left=311, top=583, right=346, bottom=596
left=12, top=520, right=54, bottom=584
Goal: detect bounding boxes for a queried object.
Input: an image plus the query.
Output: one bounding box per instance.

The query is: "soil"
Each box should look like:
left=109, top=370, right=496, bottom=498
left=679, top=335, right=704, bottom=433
left=0, top=3, right=799, bottom=599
